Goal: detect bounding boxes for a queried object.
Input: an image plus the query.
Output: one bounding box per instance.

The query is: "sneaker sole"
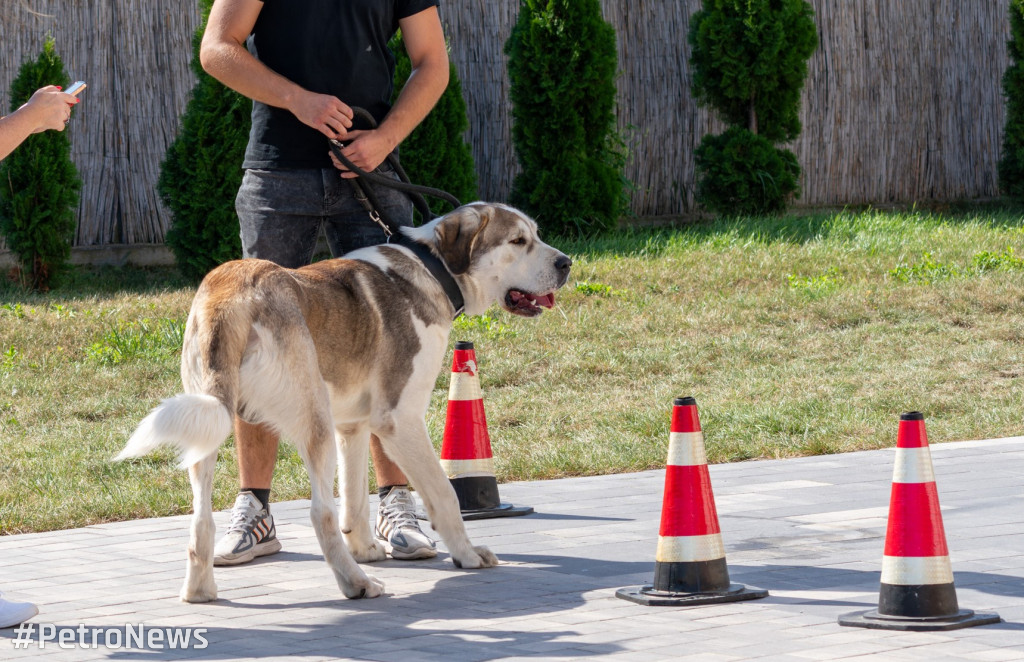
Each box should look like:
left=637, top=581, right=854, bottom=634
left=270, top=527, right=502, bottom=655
left=213, top=538, right=282, bottom=566
left=390, top=547, right=438, bottom=560
left=377, top=537, right=438, bottom=561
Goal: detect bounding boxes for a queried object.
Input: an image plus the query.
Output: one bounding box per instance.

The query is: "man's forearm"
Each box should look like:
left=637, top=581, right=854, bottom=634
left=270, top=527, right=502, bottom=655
left=377, top=56, right=450, bottom=150
left=199, top=39, right=301, bottom=111
left=200, top=35, right=353, bottom=140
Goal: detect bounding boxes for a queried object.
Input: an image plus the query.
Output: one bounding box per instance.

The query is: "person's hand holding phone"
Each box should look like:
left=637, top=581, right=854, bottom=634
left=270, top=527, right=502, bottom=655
left=0, top=82, right=83, bottom=159
left=23, top=83, right=82, bottom=133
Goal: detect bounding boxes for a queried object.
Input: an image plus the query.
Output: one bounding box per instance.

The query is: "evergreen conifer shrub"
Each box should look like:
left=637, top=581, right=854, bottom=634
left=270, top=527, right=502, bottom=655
left=1000, top=0, right=1024, bottom=200
left=0, top=37, right=81, bottom=290
left=391, top=34, right=477, bottom=219
left=689, top=0, right=816, bottom=215
left=505, top=0, right=626, bottom=236
left=694, top=127, right=799, bottom=215
left=159, top=0, right=248, bottom=282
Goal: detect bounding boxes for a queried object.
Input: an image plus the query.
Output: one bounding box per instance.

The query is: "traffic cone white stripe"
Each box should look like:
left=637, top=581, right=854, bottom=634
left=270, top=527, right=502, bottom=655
left=893, top=447, right=936, bottom=483
left=448, top=371, right=483, bottom=401
left=882, top=555, right=955, bottom=585
left=439, top=458, right=494, bottom=478
left=656, top=533, right=726, bottom=563
left=666, top=431, right=708, bottom=466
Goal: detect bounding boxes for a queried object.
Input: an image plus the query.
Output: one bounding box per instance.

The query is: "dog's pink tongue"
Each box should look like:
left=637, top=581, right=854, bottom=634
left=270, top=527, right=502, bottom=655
left=535, top=293, right=555, bottom=308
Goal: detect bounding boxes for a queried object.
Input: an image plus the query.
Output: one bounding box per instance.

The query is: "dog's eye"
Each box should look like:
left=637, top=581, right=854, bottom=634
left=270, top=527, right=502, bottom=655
left=510, top=237, right=527, bottom=246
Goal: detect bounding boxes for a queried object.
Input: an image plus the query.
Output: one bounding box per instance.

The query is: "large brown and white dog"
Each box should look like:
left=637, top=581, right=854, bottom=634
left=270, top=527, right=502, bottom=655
left=116, top=202, right=571, bottom=602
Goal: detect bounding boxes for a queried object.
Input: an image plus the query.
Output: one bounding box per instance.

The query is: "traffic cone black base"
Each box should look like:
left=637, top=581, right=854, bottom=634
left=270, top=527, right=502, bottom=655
left=451, top=475, right=533, bottom=520
left=460, top=503, right=534, bottom=521
left=838, top=608, right=1000, bottom=632
left=616, top=583, right=767, bottom=607
left=418, top=475, right=533, bottom=521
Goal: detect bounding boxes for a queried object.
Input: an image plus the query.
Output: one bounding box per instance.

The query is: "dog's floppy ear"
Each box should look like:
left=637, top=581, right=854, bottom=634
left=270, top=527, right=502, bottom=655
left=434, top=206, right=490, bottom=275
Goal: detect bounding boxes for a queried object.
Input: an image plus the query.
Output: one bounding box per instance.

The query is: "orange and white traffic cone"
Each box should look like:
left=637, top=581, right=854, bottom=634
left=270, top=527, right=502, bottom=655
left=839, top=411, right=999, bottom=630
left=438, top=341, right=532, bottom=520
left=617, top=397, right=767, bottom=606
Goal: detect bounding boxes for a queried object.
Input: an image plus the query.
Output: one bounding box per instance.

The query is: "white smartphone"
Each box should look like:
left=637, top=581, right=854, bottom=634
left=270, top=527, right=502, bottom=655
left=65, top=81, right=87, bottom=96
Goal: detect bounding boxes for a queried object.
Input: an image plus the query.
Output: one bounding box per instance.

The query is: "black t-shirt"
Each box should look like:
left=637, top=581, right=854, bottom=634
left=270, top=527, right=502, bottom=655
left=243, top=0, right=439, bottom=169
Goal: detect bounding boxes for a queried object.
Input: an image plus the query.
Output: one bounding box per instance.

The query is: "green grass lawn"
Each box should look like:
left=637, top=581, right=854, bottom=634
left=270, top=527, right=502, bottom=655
left=3, top=206, right=1024, bottom=533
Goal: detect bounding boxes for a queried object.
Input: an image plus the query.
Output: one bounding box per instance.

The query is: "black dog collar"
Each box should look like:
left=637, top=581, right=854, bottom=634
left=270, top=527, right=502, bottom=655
left=393, top=234, right=465, bottom=319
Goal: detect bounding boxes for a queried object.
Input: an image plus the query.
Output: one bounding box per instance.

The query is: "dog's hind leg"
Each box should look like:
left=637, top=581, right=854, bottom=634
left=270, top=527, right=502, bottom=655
left=337, top=425, right=386, bottom=563
left=182, top=453, right=218, bottom=603
left=377, top=419, right=498, bottom=570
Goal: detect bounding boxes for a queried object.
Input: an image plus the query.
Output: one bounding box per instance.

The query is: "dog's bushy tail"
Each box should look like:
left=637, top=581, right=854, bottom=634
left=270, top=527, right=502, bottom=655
left=115, top=394, right=232, bottom=469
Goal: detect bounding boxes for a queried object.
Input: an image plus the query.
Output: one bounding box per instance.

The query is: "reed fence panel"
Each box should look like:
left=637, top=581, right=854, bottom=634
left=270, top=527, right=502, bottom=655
left=0, top=0, right=1013, bottom=249
left=0, top=0, right=199, bottom=247
left=445, top=0, right=1011, bottom=215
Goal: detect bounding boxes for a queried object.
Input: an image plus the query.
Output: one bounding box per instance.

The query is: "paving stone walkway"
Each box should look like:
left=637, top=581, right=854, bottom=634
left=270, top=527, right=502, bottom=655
left=1, top=437, right=1023, bottom=661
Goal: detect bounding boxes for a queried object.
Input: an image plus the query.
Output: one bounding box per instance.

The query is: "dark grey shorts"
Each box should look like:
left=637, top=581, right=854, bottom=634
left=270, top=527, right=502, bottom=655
left=235, top=164, right=413, bottom=268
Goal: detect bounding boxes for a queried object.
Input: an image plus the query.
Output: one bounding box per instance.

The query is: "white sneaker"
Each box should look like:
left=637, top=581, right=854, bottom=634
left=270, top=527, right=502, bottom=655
left=213, top=491, right=282, bottom=566
left=0, top=594, right=38, bottom=629
left=375, top=487, right=437, bottom=560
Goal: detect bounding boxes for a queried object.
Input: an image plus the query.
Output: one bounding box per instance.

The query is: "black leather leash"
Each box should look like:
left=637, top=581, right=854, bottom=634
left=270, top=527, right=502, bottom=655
left=327, top=107, right=461, bottom=233
left=327, top=107, right=465, bottom=317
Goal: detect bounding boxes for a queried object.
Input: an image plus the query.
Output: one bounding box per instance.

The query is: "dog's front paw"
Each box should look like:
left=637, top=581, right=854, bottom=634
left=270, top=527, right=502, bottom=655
left=341, top=572, right=385, bottom=599
left=180, top=579, right=218, bottom=603
left=452, top=545, right=499, bottom=569
left=347, top=538, right=387, bottom=564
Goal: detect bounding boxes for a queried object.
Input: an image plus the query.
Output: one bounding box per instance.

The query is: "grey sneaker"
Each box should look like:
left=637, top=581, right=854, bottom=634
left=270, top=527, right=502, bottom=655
left=213, top=491, right=282, bottom=566
left=375, top=487, right=437, bottom=560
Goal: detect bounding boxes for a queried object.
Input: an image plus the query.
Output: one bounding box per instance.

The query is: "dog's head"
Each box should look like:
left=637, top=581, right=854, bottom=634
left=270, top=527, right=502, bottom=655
left=404, top=203, right=571, bottom=318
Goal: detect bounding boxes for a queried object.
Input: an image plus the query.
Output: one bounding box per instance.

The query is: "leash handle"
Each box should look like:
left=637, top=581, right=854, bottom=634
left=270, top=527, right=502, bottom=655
left=330, top=140, right=448, bottom=220
left=328, top=107, right=461, bottom=224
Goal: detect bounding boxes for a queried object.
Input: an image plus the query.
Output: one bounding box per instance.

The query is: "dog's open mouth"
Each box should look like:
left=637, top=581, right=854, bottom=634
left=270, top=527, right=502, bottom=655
left=504, top=289, right=555, bottom=317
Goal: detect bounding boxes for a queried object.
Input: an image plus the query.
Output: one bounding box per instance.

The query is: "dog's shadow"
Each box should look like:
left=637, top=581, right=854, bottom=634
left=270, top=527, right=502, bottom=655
left=0, top=557, right=627, bottom=660
left=102, top=554, right=630, bottom=660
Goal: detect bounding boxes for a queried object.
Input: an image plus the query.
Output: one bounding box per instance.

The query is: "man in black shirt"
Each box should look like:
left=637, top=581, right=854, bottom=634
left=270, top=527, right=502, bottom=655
left=200, top=0, right=450, bottom=565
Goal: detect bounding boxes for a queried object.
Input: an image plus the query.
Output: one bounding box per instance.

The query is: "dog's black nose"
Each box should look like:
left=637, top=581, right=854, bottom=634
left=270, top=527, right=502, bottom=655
left=555, top=254, right=572, bottom=273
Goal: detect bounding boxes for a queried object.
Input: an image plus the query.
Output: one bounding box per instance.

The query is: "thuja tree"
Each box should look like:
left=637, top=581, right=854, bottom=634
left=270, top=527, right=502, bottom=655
left=0, top=37, right=80, bottom=290
left=391, top=33, right=477, bottom=219
left=689, top=0, right=817, bottom=215
left=159, top=0, right=248, bottom=281
left=1000, top=0, right=1024, bottom=199
left=505, top=0, right=626, bottom=236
